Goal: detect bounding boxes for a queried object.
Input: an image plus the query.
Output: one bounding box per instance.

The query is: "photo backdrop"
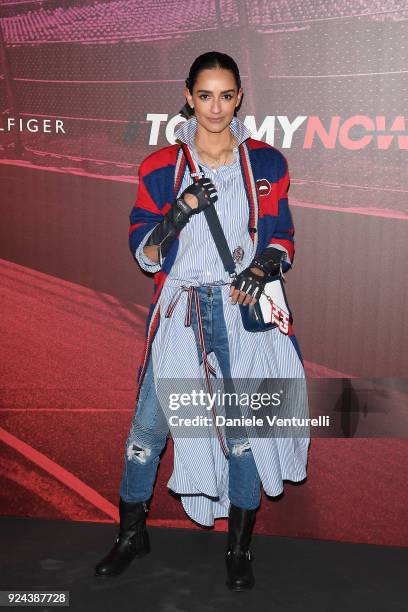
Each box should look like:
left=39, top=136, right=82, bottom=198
left=1, top=0, right=407, bottom=546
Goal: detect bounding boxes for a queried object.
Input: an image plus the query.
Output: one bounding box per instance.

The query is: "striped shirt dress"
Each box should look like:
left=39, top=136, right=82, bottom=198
left=133, top=115, right=310, bottom=526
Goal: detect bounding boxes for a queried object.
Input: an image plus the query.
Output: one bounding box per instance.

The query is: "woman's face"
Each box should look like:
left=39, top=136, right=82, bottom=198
left=184, top=68, right=243, bottom=134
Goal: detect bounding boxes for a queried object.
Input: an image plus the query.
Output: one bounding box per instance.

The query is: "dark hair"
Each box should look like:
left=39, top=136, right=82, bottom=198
left=179, top=51, right=242, bottom=119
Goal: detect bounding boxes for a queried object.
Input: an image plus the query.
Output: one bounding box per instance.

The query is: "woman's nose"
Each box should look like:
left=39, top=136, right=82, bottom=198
left=211, top=99, right=221, bottom=113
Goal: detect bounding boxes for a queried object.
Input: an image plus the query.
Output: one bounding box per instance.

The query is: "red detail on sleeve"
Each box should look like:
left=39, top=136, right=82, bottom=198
left=162, top=202, right=171, bottom=215
left=129, top=222, right=143, bottom=235
left=269, top=238, right=294, bottom=261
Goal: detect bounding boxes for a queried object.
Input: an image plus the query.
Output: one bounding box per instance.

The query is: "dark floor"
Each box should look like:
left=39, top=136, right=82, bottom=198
left=1, top=517, right=407, bottom=611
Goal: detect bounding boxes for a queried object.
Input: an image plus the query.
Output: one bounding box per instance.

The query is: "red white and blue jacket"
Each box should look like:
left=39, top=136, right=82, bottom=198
left=129, top=129, right=299, bottom=399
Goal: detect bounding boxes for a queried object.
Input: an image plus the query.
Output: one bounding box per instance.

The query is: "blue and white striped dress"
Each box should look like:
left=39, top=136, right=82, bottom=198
left=135, top=116, right=310, bottom=526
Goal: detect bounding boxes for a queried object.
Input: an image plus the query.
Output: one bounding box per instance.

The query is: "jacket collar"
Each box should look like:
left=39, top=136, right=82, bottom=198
left=173, top=114, right=259, bottom=255
left=174, top=115, right=251, bottom=154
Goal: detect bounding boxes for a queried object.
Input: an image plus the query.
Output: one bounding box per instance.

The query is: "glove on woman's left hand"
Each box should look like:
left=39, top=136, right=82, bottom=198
left=229, top=247, right=286, bottom=305
left=230, top=267, right=267, bottom=305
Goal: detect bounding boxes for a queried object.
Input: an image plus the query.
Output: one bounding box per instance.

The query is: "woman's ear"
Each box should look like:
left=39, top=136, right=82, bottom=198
left=184, top=87, right=193, bottom=107
left=236, top=88, right=244, bottom=109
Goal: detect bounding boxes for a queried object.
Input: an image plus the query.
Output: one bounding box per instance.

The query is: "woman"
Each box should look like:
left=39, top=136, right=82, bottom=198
left=95, top=51, right=310, bottom=591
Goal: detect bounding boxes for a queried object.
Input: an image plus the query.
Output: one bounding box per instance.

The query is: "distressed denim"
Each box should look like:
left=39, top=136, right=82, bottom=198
left=119, top=285, right=262, bottom=510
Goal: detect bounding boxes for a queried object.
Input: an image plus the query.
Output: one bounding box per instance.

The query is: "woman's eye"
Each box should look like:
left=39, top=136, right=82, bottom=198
left=198, top=94, right=234, bottom=101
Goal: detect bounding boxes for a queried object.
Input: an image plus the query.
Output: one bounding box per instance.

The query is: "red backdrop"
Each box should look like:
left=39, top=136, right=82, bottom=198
left=0, top=0, right=407, bottom=546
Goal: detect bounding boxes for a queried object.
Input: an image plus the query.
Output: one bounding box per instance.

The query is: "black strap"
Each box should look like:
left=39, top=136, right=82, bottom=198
left=203, top=206, right=236, bottom=276
left=180, top=144, right=237, bottom=276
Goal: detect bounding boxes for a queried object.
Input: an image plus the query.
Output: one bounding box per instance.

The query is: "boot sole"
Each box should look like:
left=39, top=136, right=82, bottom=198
left=94, top=548, right=150, bottom=578
left=226, top=581, right=255, bottom=591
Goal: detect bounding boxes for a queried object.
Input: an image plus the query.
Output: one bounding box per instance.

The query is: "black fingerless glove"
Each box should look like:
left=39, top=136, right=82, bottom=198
left=230, top=248, right=286, bottom=301
left=230, top=268, right=267, bottom=301
left=145, top=178, right=217, bottom=265
left=181, top=177, right=218, bottom=213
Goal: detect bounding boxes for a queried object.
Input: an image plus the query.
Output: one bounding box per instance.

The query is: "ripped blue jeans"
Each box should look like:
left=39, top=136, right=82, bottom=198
left=119, top=285, right=262, bottom=510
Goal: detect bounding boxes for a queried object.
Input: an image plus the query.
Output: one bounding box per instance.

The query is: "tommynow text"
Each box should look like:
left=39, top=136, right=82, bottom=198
left=146, top=114, right=408, bottom=150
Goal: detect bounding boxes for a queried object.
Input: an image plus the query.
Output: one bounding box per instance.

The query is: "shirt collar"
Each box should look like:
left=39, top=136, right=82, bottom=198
left=174, top=115, right=251, bottom=152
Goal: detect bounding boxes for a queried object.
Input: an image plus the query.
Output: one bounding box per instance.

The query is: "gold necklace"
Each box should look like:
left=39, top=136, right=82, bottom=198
left=195, top=135, right=237, bottom=169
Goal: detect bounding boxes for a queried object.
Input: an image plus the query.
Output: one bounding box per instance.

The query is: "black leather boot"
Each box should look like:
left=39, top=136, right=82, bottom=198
left=225, top=503, right=257, bottom=591
left=94, top=497, right=150, bottom=577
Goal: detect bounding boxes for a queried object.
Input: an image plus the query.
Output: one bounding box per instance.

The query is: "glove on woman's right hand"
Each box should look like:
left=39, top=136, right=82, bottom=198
left=144, top=177, right=217, bottom=265
left=179, top=177, right=218, bottom=215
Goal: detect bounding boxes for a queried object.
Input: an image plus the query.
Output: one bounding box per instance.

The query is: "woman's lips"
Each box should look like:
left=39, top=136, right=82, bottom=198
left=208, top=117, right=224, bottom=122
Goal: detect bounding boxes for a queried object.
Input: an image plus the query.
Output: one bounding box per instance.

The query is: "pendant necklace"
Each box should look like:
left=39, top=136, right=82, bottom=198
left=195, top=135, right=237, bottom=169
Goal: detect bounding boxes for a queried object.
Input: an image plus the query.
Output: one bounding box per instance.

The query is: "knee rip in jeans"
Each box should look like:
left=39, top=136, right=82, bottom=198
left=230, top=440, right=252, bottom=457
left=126, top=439, right=152, bottom=464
